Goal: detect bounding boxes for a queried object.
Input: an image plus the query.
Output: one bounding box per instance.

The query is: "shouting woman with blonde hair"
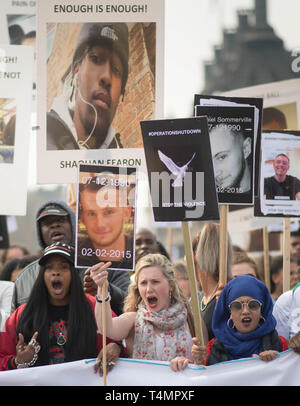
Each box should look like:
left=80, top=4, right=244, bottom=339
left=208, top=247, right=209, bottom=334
left=90, top=253, right=207, bottom=367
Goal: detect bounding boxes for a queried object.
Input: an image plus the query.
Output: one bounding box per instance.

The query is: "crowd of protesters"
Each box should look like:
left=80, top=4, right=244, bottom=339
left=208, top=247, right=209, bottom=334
left=1, top=199, right=300, bottom=377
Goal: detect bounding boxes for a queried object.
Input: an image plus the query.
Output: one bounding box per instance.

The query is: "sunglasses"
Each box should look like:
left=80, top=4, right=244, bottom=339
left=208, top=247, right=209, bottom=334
left=229, top=299, right=262, bottom=312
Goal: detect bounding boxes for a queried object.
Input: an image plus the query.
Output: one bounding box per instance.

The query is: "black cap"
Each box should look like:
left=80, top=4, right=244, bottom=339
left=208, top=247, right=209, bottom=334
left=72, top=23, right=129, bottom=94
left=39, top=243, right=75, bottom=266
left=37, top=204, right=69, bottom=222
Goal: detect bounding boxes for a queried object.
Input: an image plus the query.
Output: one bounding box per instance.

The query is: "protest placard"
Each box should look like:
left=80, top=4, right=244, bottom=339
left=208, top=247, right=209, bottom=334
left=75, top=163, right=137, bottom=271
left=0, top=45, right=33, bottom=215
left=36, top=0, right=164, bottom=184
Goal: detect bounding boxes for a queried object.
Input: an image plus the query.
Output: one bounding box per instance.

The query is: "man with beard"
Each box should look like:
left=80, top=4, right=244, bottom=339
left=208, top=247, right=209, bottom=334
left=209, top=127, right=252, bottom=194
left=47, top=23, right=129, bottom=150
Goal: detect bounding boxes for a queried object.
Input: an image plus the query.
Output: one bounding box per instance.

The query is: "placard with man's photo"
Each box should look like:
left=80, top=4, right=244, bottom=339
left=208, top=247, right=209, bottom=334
left=194, top=104, right=256, bottom=205
left=194, top=94, right=262, bottom=202
left=140, top=117, right=219, bottom=222
left=259, top=130, right=300, bottom=217
left=37, top=0, right=164, bottom=184
left=75, top=163, right=137, bottom=271
left=222, top=78, right=300, bottom=215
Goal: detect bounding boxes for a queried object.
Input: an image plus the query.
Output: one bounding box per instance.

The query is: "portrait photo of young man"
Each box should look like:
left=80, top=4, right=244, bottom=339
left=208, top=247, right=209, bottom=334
left=76, top=170, right=136, bottom=270
left=209, top=126, right=252, bottom=195
left=264, top=153, right=300, bottom=201
left=46, top=22, right=156, bottom=151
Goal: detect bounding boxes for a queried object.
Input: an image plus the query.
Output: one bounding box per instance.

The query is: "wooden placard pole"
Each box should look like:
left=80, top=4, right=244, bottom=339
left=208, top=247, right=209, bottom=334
left=283, top=218, right=291, bottom=293
left=102, top=283, right=107, bottom=386
left=166, top=228, right=173, bottom=261
left=219, top=204, right=228, bottom=285
left=263, top=227, right=271, bottom=291
left=181, top=221, right=204, bottom=346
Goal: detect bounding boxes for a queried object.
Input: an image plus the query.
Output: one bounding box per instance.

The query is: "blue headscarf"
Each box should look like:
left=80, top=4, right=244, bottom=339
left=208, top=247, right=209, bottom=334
left=212, top=275, right=276, bottom=360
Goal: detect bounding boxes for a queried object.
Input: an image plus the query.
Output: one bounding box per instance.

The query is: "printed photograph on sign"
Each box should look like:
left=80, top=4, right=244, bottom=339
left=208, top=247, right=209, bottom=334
left=260, top=131, right=300, bottom=217
left=6, top=14, right=36, bottom=90
left=0, top=98, right=16, bottom=164
left=195, top=105, right=255, bottom=205
left=75, top=164, right=137, bottom=271
left=6, top=14, right=36, bottom=45
left=255, top=99, right=300, bottom=216
left=262, top=103, right=298, bottom=131
left=46, top=22, right=156, bottom=151
left=140, top=117, right=219, bottom=222
left=0, top=45, right=33, bottom=215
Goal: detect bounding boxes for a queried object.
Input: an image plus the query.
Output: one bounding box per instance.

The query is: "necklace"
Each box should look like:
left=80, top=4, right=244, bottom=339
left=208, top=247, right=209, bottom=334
left=200, top=283, right=218, bottom=312
left=57, top=333, right=67, bottom=346
left=51, top=322, right=67, bottom=346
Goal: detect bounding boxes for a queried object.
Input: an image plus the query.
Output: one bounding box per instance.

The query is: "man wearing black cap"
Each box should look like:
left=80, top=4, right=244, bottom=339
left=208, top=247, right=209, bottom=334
left=11, top=200, right=130, bottom=315
left=47, top=23, right=129, bottom=150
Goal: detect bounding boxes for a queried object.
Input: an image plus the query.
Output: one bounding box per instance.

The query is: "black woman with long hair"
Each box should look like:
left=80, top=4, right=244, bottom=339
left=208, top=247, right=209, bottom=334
left=0, top=242, right=121, bottom=373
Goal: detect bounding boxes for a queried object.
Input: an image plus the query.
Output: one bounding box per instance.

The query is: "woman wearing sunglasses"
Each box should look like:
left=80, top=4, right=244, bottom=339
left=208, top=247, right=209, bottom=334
left=192, top=275, right=289, bottom=366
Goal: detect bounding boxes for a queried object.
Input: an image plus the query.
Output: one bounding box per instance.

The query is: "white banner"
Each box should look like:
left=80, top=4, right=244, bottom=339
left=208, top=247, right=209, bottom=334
left=0, top=350, right=299, bottom=387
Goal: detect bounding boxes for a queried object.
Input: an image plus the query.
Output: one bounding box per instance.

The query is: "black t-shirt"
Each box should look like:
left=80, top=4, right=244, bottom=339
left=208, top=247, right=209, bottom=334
left=200, top=296, right=216, bottom=341
left=264, top=175, right=300, bottom=200
left=48, top=304, right=69, bottom=364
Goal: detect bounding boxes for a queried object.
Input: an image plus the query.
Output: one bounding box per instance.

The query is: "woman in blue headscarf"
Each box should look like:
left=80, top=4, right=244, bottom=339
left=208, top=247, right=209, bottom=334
left=192, top=275, right=288, bottom=366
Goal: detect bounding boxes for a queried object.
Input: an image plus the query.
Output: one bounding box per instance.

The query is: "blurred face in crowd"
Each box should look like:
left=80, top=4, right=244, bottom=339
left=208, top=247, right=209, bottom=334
left=271, top=267, right=283, bottom=294
left=291, top=236, right=300, bottom=262
left=5, top=247, right=25, bottom=264
left=39, top=215, right=73, bottom=247
left=174, top=271, right=191, bottom=299
left=209, top=127, right=251, bottom=191
left=232, top=262, right=257, bottom=278
left=135, top=229, right=159, bottom=263
left=138, top=266, right=172, bottom=312
left=290, top=262, right=300, bottom=288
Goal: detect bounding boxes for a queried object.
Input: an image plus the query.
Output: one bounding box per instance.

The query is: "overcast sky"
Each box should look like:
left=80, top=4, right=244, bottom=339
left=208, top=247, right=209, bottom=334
left=164, top=0, right=300, bottom=118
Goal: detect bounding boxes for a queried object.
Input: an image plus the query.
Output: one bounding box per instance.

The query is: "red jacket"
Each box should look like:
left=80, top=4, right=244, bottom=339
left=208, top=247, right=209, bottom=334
left=0, top=294, right=119, bottom=371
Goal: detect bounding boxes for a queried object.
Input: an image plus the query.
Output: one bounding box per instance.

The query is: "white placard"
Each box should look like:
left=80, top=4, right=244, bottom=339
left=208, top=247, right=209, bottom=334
left=260, top=131, right=300, bottom=216
left=0, top=45, right=33, bottom=215
left=224, top=78, right=300, bottom=123
left=36, top=0, right=165, bottom=185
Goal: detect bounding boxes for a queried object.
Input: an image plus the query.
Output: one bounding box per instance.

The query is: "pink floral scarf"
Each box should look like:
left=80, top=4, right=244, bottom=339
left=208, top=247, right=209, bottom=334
left=132, top=302, right=191, bottom=361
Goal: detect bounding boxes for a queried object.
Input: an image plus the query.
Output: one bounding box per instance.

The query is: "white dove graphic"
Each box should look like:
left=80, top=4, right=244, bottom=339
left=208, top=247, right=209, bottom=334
left=158, top=150, right=196, bottom=187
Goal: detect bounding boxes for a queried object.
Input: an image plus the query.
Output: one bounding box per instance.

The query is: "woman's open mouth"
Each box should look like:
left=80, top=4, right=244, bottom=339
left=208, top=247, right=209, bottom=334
left=147, top=296, right=158, bottom=309
left=51, top=279, right=64, bottom=295
left=241, top=317, right=252, bottom=327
